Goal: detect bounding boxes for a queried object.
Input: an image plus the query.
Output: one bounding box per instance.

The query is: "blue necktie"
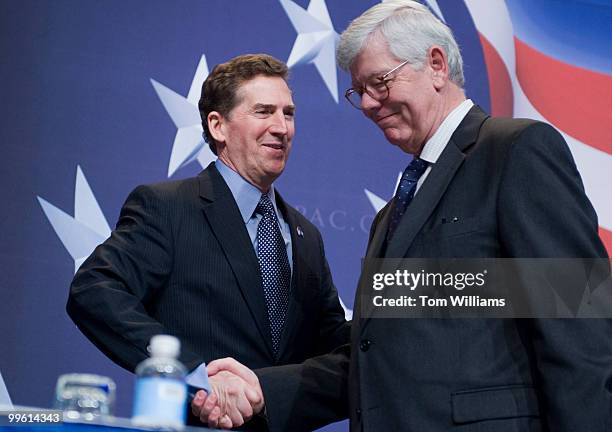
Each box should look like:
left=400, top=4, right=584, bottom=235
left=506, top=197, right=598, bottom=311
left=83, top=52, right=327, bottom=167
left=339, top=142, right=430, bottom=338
left=387, top=158, right=428, bottom=240
left=256, top=194, right=291, bottom=356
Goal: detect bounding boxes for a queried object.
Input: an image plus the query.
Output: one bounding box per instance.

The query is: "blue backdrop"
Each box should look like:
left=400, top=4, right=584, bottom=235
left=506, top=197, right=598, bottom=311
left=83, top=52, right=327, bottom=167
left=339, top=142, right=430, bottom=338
left=2, top=1, right=610, bottom=430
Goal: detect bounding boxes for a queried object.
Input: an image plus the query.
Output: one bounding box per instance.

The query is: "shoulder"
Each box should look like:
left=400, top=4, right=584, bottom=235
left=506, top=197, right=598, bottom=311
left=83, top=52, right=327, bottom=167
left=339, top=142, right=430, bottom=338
left=481, top=117, right=563, bottom=147
left=501, top=120, right=575, bottom=169
left=477, top=116, right=536, bottom=142
left=126, top=176, right=200, bottom=205
left=474, top=118, right=572, bottom=166
left=117, top=177, right=202, bottom=225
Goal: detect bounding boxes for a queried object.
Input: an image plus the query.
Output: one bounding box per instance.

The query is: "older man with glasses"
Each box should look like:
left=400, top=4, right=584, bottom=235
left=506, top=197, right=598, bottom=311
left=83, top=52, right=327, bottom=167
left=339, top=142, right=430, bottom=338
left=192, top=2, right=611, bottom=431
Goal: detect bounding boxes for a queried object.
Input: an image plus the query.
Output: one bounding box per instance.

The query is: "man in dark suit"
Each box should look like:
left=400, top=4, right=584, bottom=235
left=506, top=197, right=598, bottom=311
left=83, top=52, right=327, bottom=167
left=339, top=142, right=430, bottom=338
left=67, top=53, right=348, bottom=430
left=194, top=2, right=612, bottom=431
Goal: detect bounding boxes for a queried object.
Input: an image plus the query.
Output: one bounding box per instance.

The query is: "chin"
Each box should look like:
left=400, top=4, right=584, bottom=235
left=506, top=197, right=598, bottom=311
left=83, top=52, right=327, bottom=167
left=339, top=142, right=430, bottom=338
left=384, top=133, right=404, bottom=149
left=264, top=164, right=286, bottom=179
left=383, top=130, right=417, bottom=154
left=383, top=127, right=402, bottom=142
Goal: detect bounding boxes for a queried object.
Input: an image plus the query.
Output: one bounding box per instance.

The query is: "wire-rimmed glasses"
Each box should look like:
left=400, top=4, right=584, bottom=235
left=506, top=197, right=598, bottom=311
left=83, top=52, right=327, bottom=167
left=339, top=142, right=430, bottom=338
left=344, top=59, right=411, bottom=110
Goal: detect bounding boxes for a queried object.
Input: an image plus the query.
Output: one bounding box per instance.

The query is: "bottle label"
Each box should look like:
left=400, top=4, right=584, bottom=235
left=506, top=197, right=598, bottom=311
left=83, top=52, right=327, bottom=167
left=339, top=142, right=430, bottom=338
left=132, top=377, right=186, bottom=427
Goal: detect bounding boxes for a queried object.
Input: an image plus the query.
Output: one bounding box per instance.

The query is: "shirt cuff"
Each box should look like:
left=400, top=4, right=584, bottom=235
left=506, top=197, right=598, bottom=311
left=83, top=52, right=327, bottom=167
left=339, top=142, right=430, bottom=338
left=185, top=362, right=210, bottom=396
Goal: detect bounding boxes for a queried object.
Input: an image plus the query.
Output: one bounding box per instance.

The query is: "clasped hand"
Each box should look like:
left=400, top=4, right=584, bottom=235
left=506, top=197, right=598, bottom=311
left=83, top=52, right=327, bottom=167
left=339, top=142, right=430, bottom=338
left=191, top=358, right=264, bottom=429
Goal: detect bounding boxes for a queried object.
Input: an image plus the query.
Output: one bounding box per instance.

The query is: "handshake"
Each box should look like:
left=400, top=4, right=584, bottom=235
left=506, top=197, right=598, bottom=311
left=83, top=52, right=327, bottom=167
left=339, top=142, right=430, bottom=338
left=191, top=358, right=265, bottom=429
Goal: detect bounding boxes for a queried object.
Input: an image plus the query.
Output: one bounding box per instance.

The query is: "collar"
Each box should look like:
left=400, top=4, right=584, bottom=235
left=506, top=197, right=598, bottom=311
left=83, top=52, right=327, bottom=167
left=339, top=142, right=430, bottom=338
left=215, top=159, right=279, bottom=223
left=419, top=99, right=474, bottom=165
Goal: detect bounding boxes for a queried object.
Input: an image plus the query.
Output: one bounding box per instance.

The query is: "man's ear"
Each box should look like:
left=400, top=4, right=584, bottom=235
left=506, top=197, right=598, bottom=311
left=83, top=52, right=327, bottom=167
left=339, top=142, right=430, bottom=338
left=208, top=111, right=226, bottom=144
left=428, top=46, right=449, bottom=89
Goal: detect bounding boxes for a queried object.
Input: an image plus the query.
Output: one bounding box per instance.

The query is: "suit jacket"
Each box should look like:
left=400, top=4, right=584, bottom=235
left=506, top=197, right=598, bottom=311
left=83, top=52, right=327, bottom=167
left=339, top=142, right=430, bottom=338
left=67, top=163, right=349, bottom=390
left=258, top=106, right=612, bottom=432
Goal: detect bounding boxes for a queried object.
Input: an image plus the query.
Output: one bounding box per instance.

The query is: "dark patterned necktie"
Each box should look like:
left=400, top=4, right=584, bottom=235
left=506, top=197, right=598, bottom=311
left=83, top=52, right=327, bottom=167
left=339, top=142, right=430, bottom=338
left=387, top=157, right=428, bottom=240
left=255, top=193, right=291, bottom=357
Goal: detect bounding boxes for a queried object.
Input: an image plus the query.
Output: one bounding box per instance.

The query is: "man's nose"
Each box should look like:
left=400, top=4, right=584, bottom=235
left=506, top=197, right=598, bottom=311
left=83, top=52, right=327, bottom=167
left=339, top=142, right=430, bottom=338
left=360, top=92, right=381, bottom=114
left=269, top=112, right=289, bottom=135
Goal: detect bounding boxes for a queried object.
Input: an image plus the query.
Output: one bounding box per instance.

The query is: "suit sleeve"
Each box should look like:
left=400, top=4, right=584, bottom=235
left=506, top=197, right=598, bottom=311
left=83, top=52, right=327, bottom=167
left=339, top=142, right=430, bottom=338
left=256, top=209, right=386, bottom=431
left=67, top=185, right=202, bottom=372
left=497, top=122, right=612, bottom=430
left=256, top=346, right=350, bottom=432
left=256, top=227, right=351, bottom=431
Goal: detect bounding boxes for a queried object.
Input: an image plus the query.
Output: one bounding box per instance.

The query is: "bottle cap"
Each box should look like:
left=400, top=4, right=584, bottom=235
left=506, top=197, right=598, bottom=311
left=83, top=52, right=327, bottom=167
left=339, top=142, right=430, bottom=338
left=148, top=335, right=181, bottom=358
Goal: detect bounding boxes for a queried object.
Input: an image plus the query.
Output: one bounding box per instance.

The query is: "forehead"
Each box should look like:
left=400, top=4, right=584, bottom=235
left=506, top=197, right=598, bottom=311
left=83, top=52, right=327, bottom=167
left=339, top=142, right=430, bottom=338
left=349, top=36, right=399, bottom=83
left=236, top=75, right=293, bottom=105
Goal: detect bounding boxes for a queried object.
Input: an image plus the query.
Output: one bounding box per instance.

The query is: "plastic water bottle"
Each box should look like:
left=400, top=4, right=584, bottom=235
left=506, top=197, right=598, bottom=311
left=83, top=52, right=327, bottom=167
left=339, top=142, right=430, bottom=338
left=132, top=335, right=187, bottom=429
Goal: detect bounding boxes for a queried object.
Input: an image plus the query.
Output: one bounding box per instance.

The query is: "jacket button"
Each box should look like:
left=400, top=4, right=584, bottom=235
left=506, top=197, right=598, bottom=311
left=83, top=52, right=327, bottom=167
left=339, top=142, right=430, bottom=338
left=356, top=408, right=362, bottom=420
left=360, top=339, right=371, bottom=352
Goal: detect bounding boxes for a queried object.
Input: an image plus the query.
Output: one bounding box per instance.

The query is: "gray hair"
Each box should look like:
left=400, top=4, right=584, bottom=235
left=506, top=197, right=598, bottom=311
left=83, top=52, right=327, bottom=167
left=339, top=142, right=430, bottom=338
left=337, top=0, right=464, bottom=87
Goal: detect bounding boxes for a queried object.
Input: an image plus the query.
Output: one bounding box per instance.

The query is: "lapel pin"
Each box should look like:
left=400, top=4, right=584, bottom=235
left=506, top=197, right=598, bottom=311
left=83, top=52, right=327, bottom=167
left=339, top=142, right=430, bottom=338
left=297, top=226, right=304, bottom=237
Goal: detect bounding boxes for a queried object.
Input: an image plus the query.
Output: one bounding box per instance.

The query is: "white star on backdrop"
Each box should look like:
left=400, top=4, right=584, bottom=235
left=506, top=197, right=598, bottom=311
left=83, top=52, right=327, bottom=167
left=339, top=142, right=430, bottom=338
left=339, top=297, right=353, bottom=321
left=151, top=55, right=215, bottom=177
left=279, top=0, right=340, bottom=102
left=365, top=171, right=402, bottom=213
left=0, top=371, right=13, bottom=408
left=37, top=166, right=111, bottom=273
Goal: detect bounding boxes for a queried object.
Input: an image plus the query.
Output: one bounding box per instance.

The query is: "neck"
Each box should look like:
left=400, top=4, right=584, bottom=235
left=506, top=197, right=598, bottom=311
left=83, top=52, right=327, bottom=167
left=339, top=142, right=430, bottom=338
left=440, top=85, right=467, bottom=121
left=217, top=155, right=273, bottom=193
left=413, top=87, right=466, bottom=156
left=428, top=86, right=466, bottom=139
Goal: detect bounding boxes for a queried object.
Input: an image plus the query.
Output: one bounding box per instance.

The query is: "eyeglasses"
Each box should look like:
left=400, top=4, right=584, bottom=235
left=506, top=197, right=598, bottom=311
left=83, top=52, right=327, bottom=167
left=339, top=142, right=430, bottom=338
left=344, top=59, right=411, bottom=110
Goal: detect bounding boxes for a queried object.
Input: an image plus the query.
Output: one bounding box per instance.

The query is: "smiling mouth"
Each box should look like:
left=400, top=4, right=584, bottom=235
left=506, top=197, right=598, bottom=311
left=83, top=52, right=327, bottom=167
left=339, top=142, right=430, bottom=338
left=375, top=113, right=396, bottom=124
left=262, top=143, right=285, bottom=150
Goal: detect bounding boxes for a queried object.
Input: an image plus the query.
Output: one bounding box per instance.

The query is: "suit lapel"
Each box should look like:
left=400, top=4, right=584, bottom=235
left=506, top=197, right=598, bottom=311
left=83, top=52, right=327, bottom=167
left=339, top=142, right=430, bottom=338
left=353, top=203, right=394, bottom=333
left=358, top=106, right=489, bottom=331
left=274, top=192, right=306, bottom=361
left=365, top=202, right=393, bottom=260
left=198, top=163, right=274, bottom=358
left=385, top=143, right=465, bottom=257
left=385, top=106, right=488, bottom=258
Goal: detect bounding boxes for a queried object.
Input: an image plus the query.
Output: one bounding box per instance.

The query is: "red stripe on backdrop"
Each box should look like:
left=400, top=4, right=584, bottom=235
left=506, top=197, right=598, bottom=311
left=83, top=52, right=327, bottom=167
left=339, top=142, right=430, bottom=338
left=600, top=227, right=612, bottom=257
left=479, top=33, right=513, bottom=117
left=515, top=38, right=612, bottom=155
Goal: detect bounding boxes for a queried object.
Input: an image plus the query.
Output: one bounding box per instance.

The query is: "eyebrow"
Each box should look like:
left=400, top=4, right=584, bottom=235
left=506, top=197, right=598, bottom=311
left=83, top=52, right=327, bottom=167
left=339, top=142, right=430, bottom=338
left=352, top=71, right=387, bottom=88
left=252, top=103, right=296, bottom=112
